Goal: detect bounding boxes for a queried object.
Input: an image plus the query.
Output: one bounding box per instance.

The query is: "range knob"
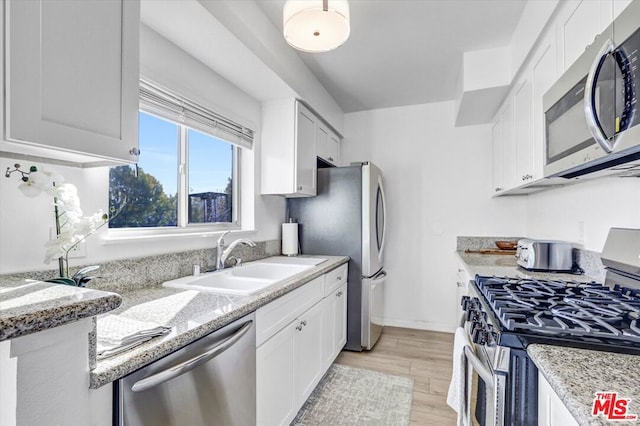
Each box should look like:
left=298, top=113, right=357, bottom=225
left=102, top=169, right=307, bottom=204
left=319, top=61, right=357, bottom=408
left=472, top=327, right=488, bottom=345
left=461, top=296, right=471, bottom=309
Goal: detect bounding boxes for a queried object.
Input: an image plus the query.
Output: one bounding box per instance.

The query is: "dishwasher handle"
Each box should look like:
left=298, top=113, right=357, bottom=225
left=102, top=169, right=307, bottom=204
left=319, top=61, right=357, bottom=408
left=131, top=320, right=253, bottom=393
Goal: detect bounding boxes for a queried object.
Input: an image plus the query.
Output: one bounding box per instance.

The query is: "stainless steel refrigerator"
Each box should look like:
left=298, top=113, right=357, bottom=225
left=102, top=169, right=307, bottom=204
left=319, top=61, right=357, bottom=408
left=287, top=162, right=387, bottom=351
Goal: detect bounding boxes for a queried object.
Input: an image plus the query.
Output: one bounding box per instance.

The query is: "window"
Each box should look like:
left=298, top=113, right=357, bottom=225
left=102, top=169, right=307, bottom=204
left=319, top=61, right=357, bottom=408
left=109, top=80, right=253, bottom=230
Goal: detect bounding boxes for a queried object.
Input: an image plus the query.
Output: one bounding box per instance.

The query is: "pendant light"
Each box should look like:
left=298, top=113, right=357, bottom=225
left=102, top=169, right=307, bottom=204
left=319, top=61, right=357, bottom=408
left=283, top=0, right=350, bottom=53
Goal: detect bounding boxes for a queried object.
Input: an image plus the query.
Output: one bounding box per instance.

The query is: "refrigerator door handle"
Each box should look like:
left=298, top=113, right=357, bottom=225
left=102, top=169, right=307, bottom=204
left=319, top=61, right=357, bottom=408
left=370, top=269, right=387, bottom=281
left=377, top=175, right=387, bottom=263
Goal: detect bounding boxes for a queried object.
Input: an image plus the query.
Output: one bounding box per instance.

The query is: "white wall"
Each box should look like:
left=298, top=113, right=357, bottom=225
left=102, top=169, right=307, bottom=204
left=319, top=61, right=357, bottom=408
left=343, top=101, right=526, bottom=332
left=525, top=178, right=640, bottom=252
left=0, top=26, right=285, bottom=274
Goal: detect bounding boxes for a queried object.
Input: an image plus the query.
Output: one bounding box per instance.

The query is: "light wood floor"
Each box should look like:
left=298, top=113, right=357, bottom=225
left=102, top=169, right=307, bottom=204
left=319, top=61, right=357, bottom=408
left=334, top=326, right=457, bottom=425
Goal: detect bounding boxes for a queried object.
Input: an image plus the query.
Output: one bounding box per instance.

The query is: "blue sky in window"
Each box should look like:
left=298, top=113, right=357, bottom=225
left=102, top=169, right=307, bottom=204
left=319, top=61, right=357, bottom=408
left=188, top=128, right=232, bottom=194
left=139, top=112, right=232, bottom=196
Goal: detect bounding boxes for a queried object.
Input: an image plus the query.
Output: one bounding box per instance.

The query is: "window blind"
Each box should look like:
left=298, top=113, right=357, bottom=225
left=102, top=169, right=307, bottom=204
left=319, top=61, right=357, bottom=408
left=139, top=78, right=254, bottom=149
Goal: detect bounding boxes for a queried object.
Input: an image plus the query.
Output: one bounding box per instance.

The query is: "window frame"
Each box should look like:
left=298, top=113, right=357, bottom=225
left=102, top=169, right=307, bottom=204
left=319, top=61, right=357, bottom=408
left=107, top=109, right=242, bottom=237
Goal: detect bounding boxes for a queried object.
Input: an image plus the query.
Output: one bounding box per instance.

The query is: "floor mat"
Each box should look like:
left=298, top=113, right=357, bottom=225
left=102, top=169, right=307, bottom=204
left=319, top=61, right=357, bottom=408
left=292, top=363, right=414, bottom=426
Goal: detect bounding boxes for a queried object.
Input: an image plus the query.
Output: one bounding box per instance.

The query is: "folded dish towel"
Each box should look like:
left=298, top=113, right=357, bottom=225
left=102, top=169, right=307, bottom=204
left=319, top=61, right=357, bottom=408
left=96, top=314, right=171, bottom=359
left=447, top=327, right=473, bottom=426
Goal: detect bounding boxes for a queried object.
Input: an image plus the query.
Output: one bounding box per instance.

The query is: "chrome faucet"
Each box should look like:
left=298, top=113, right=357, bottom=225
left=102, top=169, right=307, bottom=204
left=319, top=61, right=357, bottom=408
left=216, top=231, right=256, bottom=270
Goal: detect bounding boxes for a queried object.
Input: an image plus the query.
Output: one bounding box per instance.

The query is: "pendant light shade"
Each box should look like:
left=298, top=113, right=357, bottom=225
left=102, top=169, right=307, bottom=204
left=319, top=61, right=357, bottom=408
left=283, top=0, right=350, bottom=53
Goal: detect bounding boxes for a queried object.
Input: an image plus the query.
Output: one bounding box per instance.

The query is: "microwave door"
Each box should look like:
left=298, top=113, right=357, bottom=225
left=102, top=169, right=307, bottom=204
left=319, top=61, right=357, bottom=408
left=584, top=40, right=618, bottom=153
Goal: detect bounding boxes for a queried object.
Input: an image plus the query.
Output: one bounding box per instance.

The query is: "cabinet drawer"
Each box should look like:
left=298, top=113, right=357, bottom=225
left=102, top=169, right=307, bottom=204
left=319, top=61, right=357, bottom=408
left=324, top=264, right=348, bottom=296
left=256, top=276, right=323, bottom=346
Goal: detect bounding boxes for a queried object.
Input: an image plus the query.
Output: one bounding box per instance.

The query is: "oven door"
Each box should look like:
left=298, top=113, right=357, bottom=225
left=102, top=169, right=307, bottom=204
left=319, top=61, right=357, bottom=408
left=463, top=343, right=508, bottom=426
left=464, top=321, right=510, bottom=426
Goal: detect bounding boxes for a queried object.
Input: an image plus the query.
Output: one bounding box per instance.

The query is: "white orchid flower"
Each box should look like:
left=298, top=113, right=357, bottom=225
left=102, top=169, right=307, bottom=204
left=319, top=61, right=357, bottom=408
left=8, top=164, right=111, bottom=277
left=18, top=171, right=55, bottom=197
left=54, top=183, right=83, bottom=217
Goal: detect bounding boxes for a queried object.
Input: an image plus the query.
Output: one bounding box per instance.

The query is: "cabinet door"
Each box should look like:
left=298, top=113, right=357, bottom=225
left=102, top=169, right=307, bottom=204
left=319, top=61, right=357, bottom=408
left=257, top=323, right=296, bottom=426
left=294, top=300, right=324, bottom=406
left=334, top=282, right=348, bottom=354
left=501, top=100, right=517, bottom=190
left=295, top=103, right=317, bottom=196
left=538, top=373, right=579, bottom=426
left=321, top=293, right=336, bottom=371
left=4, top=0, right=139, bottom=164
left=514, top=75, right=534, bottom=185
left=557, top=0, right=613, bottom=72
left=532, top=33, right=558, bottom=182
left=321, top=282, right=348, bottom=371
left=316, top=123, right=328, bottom=161
left=491, top=119, right=504, bottom=193
left=327, top=132, right=340, bottom=165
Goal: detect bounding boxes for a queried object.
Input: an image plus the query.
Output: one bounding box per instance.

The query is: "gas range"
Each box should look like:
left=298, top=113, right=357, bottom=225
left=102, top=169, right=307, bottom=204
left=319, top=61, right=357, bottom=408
left=467, top=275, right=640, bottom=355
left=459, top=229, right=640, bottom=426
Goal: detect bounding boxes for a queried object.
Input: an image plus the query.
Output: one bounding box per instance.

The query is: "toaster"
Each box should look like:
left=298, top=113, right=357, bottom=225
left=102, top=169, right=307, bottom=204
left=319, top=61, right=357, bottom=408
left=516, top=239, right=573, bottom=272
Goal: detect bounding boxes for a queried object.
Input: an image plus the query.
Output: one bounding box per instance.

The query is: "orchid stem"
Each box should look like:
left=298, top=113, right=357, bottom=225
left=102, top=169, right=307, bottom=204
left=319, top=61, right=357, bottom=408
left=53, top=195, right=66, bottom=277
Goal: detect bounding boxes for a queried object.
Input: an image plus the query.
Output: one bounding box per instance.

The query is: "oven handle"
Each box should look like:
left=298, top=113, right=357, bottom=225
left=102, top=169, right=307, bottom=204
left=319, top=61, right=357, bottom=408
left=131, top=320, right=253, bottom=392
left=584, top=38, right=615, bottom=153
left=464, top=345, right=494, bottom=389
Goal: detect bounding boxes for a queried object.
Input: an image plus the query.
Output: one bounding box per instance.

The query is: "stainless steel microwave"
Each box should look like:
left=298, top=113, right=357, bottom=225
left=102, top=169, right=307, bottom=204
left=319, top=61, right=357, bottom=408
left=543, top=1, right=640, bottom=179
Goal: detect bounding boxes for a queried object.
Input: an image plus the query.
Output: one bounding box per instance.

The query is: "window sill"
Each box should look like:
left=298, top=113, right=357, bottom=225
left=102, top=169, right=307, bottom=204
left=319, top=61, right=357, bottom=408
left=101, top=226, right=255, bottom=245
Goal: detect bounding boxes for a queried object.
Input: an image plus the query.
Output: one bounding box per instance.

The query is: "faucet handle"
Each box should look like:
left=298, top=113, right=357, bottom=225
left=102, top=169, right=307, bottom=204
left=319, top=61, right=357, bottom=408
left=217, top=230, right=231, bottom=245
left=227, top=256, right=242, bottom=267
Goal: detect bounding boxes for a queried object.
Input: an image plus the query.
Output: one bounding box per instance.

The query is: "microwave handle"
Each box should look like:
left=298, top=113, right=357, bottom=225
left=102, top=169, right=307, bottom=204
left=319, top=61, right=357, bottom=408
left=584, top=39, right=615, bottom=153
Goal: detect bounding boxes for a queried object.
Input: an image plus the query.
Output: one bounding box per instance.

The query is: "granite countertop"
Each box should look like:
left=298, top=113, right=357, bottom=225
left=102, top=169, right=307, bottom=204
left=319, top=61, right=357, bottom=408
left=455, top=251, right=599, bottom=282
left=529, top=344, right=640, bottom=425
left=0, top=277, right=122, bottom=341
left=90, top=255, right=349, bottom=389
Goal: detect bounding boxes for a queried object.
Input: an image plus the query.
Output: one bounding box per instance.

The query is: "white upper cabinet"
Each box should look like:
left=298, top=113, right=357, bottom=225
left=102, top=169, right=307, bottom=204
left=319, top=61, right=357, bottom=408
left=295, top=103, right=318, bottom=196
left=556, top=0, right=613, bottom=72
left=491, top=0, right=627, bottom=196
left=316, top=120, right=341, bottom=166
left=491, top=117, right=504, bottom=193
left=1, top=0, right=140, bottom=165
left=262, top=99, right=344, bottom=197
left=261, top=99, right=317, bottom=197
left=500, top=100, right=516, bottom=191
left=514, top=75, right=534, bottom=184
left=531, top=32, right=558, bottom=182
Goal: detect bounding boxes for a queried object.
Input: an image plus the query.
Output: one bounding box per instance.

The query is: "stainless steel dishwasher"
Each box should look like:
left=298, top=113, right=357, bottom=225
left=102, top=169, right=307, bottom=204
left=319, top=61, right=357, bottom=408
left=115, top=313, right=255, bottom=426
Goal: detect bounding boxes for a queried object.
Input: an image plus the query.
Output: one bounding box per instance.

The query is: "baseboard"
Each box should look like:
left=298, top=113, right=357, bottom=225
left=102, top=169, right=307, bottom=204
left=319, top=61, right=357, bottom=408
left=382, top=318, right=456, bottom=334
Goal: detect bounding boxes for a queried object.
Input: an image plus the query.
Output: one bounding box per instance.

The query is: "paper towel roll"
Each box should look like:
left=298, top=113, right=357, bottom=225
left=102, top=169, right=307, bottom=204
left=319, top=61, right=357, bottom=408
left=282, top=222, right=299, bottom=256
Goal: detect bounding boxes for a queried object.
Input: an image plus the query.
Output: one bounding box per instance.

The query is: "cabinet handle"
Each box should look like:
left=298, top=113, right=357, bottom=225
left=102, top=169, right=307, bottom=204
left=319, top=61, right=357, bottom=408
left=336, top=291, right=342, bottom=297
left=129, top=147, right=141, bottom=156
left=297, top=185, right=303, bottom=191
left=337, top=276, right=342, bottom=280
left=301, top=320, right=307, bottom=326
left=328, top=157, right=334, bottom=162
left=494, top=187, right=503, bottom=192
left=296, top=325, right=303, bottom=331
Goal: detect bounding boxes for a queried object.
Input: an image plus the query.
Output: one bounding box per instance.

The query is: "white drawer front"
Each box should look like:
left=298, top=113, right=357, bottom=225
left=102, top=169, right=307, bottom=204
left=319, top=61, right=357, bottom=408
left=324, top=264, right=348, bottom=296
left=256, top=276, right=323, bottom=346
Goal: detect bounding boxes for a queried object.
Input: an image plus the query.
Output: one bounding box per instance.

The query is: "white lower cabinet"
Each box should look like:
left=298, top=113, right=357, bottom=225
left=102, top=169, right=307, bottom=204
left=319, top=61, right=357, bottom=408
left=322, top=282, right=348, bottom=371
left=256, top=264, right=348, bottom=426
left=538, top=372, right=579, bottom=426
left=294, top=301, right=325, bottom=404
left=256, top=316, right=298, bottom=426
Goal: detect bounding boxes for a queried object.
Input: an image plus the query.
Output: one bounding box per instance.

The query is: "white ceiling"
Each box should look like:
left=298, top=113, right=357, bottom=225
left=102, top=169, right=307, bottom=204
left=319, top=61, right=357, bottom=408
left=256, top=0, right=527, bottom=112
